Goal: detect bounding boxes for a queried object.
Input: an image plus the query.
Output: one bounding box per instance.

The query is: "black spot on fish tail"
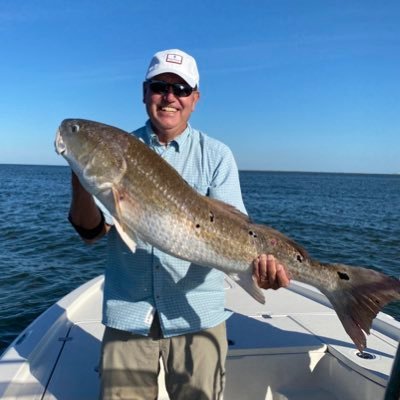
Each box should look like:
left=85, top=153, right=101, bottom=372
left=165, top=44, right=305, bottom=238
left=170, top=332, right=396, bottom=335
left=338, top=271, right=350, bottom=280
left=195, top=224, right=201, bottom=229
left=321, top=263, right=400, bottom=351
left=249, top=230, right=258, bottom=238
left=297, top=255, right=303, bottom=263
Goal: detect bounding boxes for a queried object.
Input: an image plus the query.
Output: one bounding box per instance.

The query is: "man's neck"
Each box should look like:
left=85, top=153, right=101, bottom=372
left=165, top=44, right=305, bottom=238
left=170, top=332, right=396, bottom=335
left=151, top=123, right=188, bottom=145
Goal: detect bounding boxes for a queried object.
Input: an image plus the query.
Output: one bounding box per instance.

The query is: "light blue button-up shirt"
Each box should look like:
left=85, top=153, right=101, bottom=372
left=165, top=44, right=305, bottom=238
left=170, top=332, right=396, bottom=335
left=101, top=121, right=247, bottom=337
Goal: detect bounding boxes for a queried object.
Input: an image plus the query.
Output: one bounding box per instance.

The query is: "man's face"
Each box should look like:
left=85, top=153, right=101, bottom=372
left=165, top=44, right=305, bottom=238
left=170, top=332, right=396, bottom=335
left=143, top=73, right=200, bottom=140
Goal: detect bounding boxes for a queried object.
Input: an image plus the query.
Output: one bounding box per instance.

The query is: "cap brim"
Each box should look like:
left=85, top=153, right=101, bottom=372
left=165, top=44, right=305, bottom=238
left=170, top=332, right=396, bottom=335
left=146, top=68, right=197, bottom=88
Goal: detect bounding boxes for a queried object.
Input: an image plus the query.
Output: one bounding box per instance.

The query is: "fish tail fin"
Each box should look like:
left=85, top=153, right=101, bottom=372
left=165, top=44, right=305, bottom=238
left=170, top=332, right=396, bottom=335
left=229, top=270, right=266, bottom=304
left=319, top=262, right=400, bottom=352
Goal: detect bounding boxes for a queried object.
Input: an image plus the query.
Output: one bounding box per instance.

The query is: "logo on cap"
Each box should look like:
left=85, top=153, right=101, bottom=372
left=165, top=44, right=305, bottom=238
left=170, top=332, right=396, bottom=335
left=166, top=53, right=183, bottom=65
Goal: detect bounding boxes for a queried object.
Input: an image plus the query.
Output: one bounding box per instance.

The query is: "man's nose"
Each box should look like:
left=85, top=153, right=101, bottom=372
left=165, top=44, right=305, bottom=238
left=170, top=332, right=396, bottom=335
left=163, top=86, right=177, bottom=101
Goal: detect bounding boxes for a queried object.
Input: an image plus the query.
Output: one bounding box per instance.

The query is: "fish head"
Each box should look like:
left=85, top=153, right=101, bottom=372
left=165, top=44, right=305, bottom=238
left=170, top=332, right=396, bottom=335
left=55, top=119, right=129, bottom=195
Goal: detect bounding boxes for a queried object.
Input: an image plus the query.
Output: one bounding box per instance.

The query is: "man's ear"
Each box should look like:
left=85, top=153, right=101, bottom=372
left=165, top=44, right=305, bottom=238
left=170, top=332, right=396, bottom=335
left=191, top=90, right=200, bottom=112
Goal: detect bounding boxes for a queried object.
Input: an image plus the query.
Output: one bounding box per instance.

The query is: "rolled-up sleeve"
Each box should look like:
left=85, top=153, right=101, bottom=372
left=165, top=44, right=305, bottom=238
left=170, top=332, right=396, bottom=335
left=208, top=146, right=247, bottom=215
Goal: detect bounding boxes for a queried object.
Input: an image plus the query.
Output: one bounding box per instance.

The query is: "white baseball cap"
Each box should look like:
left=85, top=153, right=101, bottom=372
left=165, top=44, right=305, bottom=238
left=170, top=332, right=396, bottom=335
left=145, top=49, right=200, bottom=88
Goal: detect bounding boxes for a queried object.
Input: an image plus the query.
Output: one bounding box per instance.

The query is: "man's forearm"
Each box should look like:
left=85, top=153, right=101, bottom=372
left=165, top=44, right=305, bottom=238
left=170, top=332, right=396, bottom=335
left=68, top=172, right=106, bottom=241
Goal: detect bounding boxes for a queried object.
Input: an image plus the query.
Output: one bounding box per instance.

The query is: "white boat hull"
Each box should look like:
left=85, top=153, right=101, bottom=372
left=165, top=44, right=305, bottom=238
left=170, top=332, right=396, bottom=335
left=1, top=275, right=399, bottom=399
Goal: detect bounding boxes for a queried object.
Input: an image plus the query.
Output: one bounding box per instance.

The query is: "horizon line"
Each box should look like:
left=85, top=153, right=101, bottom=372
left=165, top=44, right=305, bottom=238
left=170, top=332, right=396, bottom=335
left=1, top=163, right=399, bottom=176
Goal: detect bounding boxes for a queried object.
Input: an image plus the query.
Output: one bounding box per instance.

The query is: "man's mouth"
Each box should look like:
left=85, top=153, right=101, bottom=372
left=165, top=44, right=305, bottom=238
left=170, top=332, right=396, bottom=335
left=160, top=106, right=178, bottom=112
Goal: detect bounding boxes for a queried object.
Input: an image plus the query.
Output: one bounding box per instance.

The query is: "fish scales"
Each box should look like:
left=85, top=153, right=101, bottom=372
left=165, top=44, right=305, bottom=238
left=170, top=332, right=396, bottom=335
left=116, top=135, right=258, bottom=270
left=55, top=118, right=400, bottom=352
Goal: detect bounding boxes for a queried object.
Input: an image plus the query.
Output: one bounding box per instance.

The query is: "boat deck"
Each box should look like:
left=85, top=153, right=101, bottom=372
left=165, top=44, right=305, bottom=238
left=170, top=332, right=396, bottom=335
left=1, top=275, right=399, bottom=399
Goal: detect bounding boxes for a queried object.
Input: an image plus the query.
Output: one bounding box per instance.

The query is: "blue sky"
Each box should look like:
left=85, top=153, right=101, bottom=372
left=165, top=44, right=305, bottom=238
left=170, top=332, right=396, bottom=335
left=1, top=0, right=399, bottom=173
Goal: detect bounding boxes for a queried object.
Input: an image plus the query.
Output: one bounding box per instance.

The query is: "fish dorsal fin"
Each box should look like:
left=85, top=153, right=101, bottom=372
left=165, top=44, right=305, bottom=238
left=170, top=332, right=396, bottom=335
left=206, top=197, right=252, bottom=223
left=276, top=230, right=309, bottom=259
left=254, top=223, right=309, bottom=260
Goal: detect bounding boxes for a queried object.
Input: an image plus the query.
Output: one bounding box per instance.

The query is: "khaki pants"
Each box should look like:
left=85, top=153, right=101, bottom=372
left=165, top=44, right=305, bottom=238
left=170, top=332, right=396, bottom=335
left=99, top=317, right=227, bottom=400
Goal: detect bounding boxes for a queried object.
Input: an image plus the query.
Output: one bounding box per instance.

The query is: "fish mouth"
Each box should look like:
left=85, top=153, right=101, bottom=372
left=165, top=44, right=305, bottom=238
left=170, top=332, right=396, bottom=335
left=54, top=128, right=66, bottom=155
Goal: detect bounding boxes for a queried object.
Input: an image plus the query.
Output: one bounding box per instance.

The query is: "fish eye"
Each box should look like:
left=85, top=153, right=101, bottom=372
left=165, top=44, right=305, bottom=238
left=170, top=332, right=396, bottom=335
left=71, top=124, right=80, bottom=133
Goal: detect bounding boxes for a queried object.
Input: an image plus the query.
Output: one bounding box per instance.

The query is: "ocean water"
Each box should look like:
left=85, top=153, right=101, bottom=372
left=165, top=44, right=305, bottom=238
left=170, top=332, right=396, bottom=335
left=0, top=165, right=399, bottom=354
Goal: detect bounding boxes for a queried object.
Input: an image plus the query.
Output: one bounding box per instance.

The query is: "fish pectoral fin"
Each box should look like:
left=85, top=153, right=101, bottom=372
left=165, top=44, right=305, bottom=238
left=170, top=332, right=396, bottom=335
left=110, top=187, right=138, bottom=253
left=113, top=218, right=137, bottom=253
left=229, top=271, right=266, bottom=304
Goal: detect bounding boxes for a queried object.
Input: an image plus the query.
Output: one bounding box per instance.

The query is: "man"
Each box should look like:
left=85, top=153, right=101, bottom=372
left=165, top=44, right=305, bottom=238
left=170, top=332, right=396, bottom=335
left=68, top=49, right=290, bottom=400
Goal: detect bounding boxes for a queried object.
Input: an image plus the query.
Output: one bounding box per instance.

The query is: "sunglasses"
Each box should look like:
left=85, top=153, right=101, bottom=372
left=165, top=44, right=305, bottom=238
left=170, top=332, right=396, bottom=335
left=146, top=80, right=194, bottom=98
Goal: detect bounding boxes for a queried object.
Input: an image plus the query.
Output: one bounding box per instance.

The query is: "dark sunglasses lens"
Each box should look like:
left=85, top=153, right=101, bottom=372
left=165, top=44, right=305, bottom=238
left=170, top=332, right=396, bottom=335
left=148, top=81, right=193, bottom=97
left=174, top=84, right=193, bottom=97
left=149, top=81, right=168, bottom=94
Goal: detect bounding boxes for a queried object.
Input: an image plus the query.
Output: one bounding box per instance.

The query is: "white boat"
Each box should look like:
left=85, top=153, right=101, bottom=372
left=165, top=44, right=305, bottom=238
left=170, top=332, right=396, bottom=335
left=1, top=275, right=399, bottom=399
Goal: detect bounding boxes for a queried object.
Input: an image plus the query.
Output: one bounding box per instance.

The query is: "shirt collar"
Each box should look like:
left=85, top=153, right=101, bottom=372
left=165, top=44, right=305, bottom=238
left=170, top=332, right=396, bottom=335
left=145, top=120, right=191, bottom=153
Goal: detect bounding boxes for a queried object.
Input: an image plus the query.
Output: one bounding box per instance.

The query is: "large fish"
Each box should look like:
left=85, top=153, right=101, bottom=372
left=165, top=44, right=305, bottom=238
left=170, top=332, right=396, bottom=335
left=55, top=118, right=400, bottom=352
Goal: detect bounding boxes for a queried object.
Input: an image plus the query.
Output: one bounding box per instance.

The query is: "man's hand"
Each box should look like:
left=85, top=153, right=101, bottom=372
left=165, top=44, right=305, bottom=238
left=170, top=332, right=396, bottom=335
left=253, top=254, right=290, bottom=290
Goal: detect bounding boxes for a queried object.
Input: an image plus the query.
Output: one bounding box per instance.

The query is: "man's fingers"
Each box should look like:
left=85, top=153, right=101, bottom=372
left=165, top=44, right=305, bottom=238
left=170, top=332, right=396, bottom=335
left=258, top=254, right=267, bottom=281
left=266, top=254, right=277, bottom=283
left=276, top=263, right=290, bottom=288
left=253, top=254, right=290, bottom=290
